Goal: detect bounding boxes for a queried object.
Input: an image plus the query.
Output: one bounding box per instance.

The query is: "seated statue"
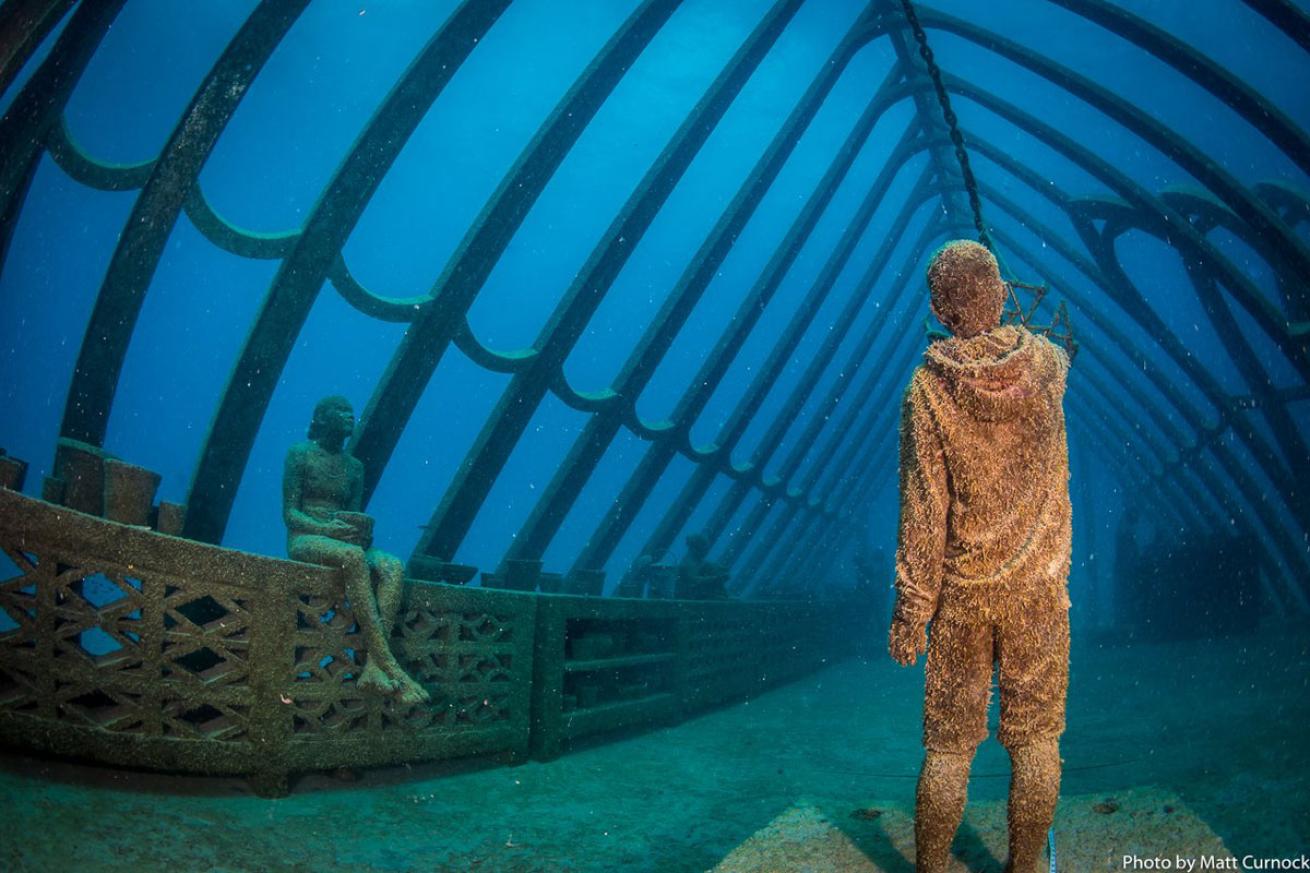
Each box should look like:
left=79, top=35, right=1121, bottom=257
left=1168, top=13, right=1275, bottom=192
left=283, top=395, right=429, bottom=705
left=617, top=548, right=673, bottom=599
left=676, top=532, right=730, bottom=600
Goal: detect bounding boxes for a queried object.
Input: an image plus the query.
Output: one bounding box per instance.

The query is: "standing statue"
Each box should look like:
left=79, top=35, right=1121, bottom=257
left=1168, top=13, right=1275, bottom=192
left=888, top=241, right=1072, bottom=873
left=283, top=395, right=430, bottom=705
left=676, top=533, right=730, bottom=600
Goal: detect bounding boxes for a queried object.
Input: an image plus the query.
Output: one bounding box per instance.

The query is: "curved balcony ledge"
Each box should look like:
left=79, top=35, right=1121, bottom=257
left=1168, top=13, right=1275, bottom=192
left=0, top=489, right=851, bottom=795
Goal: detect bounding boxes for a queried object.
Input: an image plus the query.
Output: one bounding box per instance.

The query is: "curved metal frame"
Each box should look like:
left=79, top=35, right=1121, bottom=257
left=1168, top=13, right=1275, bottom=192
left=0, top=0, right=1304, bottom=610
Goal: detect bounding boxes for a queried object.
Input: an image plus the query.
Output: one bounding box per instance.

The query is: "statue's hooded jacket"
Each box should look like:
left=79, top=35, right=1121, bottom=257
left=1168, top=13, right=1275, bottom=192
left=892, top=324, right=1072, bottom=626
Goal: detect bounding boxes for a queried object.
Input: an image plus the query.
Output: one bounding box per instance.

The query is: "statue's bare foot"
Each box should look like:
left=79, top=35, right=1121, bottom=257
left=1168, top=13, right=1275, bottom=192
left=392, top=671, right=431, bottom=706
left=357, top=661, right=398, bottom=695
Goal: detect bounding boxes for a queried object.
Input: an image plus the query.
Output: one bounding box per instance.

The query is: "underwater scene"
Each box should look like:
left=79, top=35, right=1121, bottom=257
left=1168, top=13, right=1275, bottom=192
left=0, top=0, right=1307, bottom=870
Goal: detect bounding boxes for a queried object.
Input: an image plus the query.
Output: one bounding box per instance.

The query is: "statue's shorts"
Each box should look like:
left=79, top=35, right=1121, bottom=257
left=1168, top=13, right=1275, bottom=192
left=922, top=598, right=1070, bottom=753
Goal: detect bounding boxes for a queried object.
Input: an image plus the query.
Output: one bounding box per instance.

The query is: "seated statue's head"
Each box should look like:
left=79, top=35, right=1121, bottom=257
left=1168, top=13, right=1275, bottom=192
left=926, top=240, right=1006, bottom=338
left=308, top=395, right=355, bottom=445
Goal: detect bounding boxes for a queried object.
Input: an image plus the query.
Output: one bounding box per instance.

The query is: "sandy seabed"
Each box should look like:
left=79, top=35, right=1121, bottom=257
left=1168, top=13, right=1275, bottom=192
left=1, top=624, right=1306, bottom=872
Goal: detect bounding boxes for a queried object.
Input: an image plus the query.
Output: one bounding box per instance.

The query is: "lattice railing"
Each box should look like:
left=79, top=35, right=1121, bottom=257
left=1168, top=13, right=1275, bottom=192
left=0, top=488, right=855, bottom=791
left=0, top=488, right=536, bottom=791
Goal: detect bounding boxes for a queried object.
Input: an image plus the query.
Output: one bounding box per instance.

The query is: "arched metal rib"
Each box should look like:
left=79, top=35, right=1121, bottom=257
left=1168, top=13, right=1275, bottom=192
left=741, top=244, right=937, bottom=587
left=44, top=115, right=154, bottom=190
left=977, top=209, right=1310, bottom=606
left=183, top=0, right=515, bottom=542
left=506, top=18, right=892, bottom=573
left=0, top=0, right=124, bottom=269
left=916, top=83, right=1308, bottom=539
left=1045, top=0, right=1310, bottom=180
left=636, top=141, right=936, bottom=566
left=1240, top=0, right=1310, bottom=53
left=407, top=0, right=809, bottom=564
left=60, top=1, right=309, bottom=448
left=714, top=194, right=945, bottom=567
left=916, top=6, right=1310, bottom=299
left=339, top=0, right=685, bottom=519
left=579, top=137, right=935, bottom=578
left=0, top=0, right=76, bottom=100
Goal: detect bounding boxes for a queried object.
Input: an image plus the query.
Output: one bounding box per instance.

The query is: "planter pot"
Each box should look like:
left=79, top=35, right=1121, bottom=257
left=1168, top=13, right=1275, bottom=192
left=155, top=502, right=187, bottom=536
left=0, top=455, right=27, bottom=492
left=566, top=568, right=606, bottom=597
left=102, top=459, right=161, bottom=526
left=54, top=438, right=107, bottom=515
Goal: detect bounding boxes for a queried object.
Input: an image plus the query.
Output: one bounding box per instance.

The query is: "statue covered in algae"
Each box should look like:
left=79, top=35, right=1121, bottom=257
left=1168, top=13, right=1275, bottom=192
left=283, top=395, right=430, bottom=705
left=887, top=240, right=1072, bottom=873
left=677, top=532, right=730, bottom=600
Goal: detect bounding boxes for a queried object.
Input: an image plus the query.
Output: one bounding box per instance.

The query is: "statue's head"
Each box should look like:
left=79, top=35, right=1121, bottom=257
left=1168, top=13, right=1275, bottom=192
left=926, top=240, right=1006, bottom=338
left=307, top=395, right=355, bottom=444
left=686, top=532, right=709, bottom=557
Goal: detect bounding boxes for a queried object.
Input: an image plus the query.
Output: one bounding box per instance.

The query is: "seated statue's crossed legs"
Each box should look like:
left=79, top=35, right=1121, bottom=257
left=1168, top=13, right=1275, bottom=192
left=290, top=534, right=429, bottom=705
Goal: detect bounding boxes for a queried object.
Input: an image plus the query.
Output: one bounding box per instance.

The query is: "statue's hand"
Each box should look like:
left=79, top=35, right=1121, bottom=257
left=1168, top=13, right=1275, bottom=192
left=323, top=518, right=355, bottom=539
left=888, top=616, right=928, bottom=667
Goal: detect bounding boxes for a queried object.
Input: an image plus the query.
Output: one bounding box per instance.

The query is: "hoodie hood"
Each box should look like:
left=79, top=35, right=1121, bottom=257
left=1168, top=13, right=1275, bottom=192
left=923, top=325, right=1065, bottom=422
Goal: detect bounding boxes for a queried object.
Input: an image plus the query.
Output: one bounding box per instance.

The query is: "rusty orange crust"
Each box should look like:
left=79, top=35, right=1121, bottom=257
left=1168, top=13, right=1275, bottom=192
left=927, top=238, right=1008, bottom=338
left=893, top=258, right=1073, bottom=869
left=892, top=323, right=1073, bottom=627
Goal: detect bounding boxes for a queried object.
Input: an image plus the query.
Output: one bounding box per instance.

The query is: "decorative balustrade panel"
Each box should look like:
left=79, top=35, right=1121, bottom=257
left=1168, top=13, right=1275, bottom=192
left=0, top=489, right=855, bottom=788
left=0, top=490, right=288, bottom=772
left=0, top=489, right=537, bottom=781
left=682, top=601, right=833, bottom=712
left=528, top=592, right=855, bottom=759
left=276, top=578, right=536, bottom=771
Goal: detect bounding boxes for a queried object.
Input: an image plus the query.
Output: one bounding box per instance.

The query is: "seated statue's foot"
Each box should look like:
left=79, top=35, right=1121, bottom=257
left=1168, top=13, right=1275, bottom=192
left=357, top=661, right=399, bottom=695
left=392, top=670, right=431, bottom=706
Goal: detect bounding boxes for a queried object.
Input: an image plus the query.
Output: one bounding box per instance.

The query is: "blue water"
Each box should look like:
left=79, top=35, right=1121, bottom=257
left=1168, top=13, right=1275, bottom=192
left=2, top=0, right=1306, bottom=595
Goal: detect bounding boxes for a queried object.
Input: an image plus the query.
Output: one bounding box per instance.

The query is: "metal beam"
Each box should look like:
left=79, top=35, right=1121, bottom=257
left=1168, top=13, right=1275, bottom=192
left=916, top=6, right=1310, bottom=299
left=568, top=84, right=932, bottom=577
left=0, top=0, right=124, bottom=270
left=1046, top=0, right=1310, bottom=180
left=1240, top=0, right=1310, bottom=53
left=346, top=0, right=686, bottom=512
left=406, top=0, right=809, bottom=564
left=503, top=17, right=893, bottom=572
left=0, top=0, right=75, bottom=101
left=60, top=0, right=310, bottom=447
left=181, top=0, right=557, bottom=542
left=917, top=101, right=1310, bottom=550
left=628, top=151, right=937, bottom=571
left=638, top=151, right=936, bottom=565
left=719, top=204, right=946, bottom=569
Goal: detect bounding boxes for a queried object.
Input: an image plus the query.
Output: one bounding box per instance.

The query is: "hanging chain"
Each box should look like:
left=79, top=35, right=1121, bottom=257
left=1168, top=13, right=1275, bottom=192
left=897, top=0, right=1076, bottom=360
left=898, top=0, right=992, bottom=251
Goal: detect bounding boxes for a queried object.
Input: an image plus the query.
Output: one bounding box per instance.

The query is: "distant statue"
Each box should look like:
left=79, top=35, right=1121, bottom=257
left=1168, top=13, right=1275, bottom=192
left=620, top=548, right=671, bottom=599
left=283, top=396, right=429, bottom=705
left=676, top=533, right=730, bottom=600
